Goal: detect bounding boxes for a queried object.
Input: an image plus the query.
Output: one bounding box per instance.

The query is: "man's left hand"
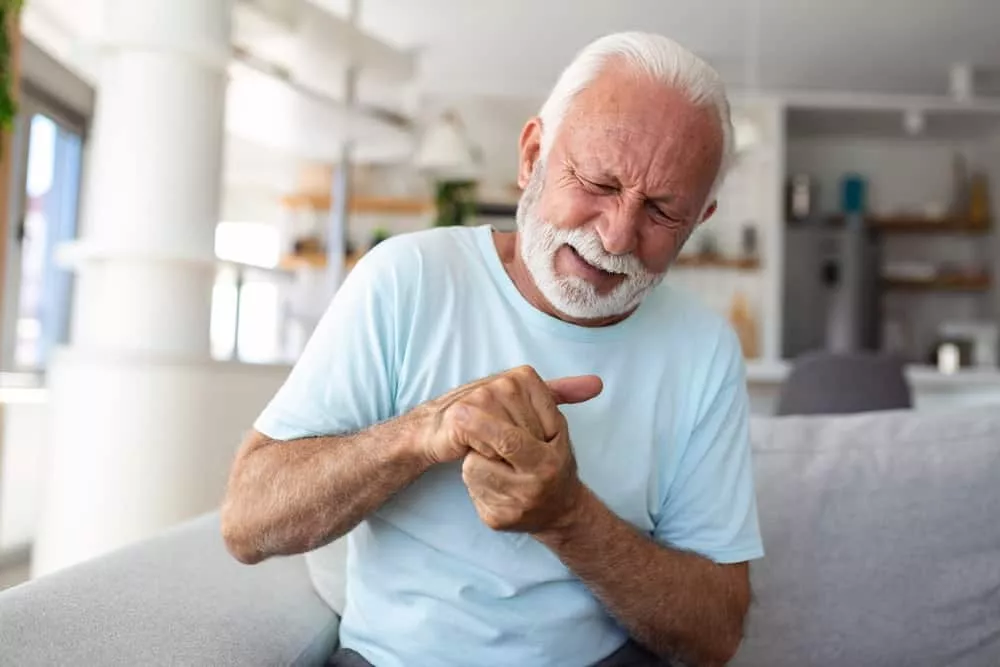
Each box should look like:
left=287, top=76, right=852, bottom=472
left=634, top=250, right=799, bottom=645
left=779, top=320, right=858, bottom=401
left=455, top=371, right=598, bottom=534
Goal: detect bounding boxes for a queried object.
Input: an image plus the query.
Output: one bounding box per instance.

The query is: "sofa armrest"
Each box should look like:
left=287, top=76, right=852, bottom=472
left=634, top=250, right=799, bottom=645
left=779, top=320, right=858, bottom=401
left=0, top=513, right=340, bottom=666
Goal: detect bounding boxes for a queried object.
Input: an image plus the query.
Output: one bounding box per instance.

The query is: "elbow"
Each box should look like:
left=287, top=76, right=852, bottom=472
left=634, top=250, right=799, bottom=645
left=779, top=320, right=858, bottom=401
left=220, top=503, right=265, bottom=565
left=662, top=622, right=743, bottom=667
left=715, top=629, right=744, bottom=666
left=695, top=623, right=744, bottom=667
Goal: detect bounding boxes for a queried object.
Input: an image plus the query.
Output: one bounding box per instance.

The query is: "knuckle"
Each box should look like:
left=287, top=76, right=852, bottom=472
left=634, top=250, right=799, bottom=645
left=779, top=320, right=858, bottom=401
left=497, top=430, right=522, bottom=456
left=483, top=511, right=505, bottom=531
left=493, top=375, right=521, bottom=397
left=514, top=365, right=541, bottom=382
left=465, top=387, right=489, bottom=406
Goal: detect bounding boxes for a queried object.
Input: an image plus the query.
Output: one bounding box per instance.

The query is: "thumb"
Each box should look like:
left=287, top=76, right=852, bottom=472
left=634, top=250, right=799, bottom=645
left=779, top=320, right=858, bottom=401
left=546, top=375, right=604, bottom=405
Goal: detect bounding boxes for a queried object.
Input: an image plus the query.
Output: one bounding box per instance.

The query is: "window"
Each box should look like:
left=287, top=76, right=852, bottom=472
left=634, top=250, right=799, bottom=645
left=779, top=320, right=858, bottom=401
left=211, top=221, right=288, bottom=364
left=1, top=98, right=85, bottom=372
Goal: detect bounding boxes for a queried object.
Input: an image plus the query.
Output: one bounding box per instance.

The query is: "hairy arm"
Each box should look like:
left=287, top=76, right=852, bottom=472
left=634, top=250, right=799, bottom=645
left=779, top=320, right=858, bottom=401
left=535, top=487, right=751, bottom=666
left=221, top=420, right=429, bottom=565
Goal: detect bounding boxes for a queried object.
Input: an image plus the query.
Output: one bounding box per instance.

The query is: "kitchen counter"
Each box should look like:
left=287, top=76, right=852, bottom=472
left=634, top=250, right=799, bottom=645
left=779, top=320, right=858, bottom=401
left=746, top=360, right=1000, bottom=387
left=745, top=360, right=1000, bottom=414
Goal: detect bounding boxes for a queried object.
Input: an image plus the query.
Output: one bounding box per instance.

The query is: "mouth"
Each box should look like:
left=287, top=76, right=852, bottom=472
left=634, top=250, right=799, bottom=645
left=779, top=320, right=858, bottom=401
left=570, top=245, right=625, bottom=275
left=560, top=245, right=626, bottom=290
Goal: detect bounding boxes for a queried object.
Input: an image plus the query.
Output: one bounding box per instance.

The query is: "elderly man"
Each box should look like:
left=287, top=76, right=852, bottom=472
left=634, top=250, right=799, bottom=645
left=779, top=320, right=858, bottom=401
left=222, top=31, right=763, bottom=667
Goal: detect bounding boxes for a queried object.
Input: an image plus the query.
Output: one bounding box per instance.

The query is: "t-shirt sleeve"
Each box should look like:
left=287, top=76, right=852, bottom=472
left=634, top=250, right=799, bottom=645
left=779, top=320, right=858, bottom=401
left=653, top=327, right=764, bottom=564
left=253, top=241, right=407, bottom=441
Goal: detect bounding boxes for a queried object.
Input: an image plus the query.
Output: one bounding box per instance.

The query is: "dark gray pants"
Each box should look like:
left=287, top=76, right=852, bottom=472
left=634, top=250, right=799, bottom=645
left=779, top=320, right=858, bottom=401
left=328, top=639, right=672, bottom=666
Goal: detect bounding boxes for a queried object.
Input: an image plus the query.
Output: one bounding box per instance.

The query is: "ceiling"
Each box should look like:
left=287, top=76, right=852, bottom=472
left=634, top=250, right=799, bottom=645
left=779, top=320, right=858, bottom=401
left=19, top=0, right=1000, bottom=199
left=319, top=0, right=1000, bottom=98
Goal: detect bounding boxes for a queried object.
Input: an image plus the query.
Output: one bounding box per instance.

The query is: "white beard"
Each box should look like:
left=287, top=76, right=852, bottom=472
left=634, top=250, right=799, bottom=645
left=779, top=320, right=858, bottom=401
left=516, top=162, right=665, bottom=320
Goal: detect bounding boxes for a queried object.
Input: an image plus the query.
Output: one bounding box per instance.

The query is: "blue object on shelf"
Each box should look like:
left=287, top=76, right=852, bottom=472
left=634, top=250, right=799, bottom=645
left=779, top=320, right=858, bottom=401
left=841, top=174, right=867, bottom=215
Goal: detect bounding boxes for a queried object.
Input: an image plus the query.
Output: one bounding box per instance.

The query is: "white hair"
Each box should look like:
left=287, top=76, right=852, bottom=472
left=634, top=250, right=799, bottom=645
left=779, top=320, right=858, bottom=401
left=537, top=32, right=734, bottom=207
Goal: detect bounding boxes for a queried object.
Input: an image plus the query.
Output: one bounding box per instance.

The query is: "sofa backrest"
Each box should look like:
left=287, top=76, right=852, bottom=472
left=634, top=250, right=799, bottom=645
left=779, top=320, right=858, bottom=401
left=734, top=405, right=1000, bottom=667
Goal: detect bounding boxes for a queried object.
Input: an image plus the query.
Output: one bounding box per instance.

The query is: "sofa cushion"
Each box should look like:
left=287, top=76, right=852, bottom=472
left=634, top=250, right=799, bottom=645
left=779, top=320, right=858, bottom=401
left=734, top=405, right=1000, bottom=667
left=0, top=514, right=340, bottom=666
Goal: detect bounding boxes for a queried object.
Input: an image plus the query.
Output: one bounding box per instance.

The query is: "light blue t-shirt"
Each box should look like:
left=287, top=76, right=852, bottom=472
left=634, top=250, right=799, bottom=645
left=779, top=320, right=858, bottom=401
left=254, top=225, right=763, bottom=667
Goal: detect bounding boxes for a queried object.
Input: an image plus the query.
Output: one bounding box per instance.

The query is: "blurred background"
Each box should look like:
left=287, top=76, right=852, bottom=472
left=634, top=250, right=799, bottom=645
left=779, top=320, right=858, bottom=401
left=1, top=0, right=1000, bottom=587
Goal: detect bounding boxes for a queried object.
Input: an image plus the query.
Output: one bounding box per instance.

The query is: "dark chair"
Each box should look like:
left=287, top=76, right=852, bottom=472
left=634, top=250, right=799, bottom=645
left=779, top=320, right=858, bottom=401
left=776, top=351, right=913, bottom=416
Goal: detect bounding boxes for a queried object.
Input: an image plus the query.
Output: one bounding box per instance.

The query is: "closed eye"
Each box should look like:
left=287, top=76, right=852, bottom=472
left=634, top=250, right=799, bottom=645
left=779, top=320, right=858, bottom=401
left=578, top=175, right=618, bottom=195
left=647, top=201, right=683, bottom=225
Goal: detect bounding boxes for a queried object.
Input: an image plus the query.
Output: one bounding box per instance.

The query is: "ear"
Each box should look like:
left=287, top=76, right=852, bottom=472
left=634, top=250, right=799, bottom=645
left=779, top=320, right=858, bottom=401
left=699, top=200, right=718, bottom=224
left=517, top=117, right=543, bottom=189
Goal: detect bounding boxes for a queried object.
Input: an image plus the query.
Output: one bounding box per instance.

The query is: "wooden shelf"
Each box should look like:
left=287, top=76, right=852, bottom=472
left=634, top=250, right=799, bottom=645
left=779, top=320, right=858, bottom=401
left=281, top=193, right=433, bottom=215
left=674, top=255, right=761, bottom=271
left=882, top=274, right=991, bottom=292
left=278, top=252, right=369, bottom=272
left=825, top=215, right=992, bottom=234
left=278, top=252, right=327, bottom=270
left=281, top=193, right=520, bottom=218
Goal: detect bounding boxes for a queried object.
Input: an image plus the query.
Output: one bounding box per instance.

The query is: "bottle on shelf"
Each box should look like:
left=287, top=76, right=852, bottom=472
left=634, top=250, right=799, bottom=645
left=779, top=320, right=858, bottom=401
left=968, top=172, right=991, bottom=228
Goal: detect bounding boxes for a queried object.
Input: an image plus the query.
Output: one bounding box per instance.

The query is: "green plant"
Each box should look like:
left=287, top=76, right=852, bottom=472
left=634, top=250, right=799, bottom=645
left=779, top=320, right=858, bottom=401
left=369, top=226, right=391, bottom=248
left=0, top=0, right=23, bottom=134
left=433, top=180, right=477, bottom=227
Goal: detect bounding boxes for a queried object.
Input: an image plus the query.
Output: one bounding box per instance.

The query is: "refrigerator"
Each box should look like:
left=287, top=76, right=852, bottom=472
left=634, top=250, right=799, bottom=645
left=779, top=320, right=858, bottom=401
left=782, top=218, right=882, bottom=358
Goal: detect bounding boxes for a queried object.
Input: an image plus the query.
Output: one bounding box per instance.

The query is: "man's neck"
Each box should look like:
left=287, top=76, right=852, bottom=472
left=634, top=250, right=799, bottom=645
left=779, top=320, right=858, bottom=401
left=491, top=230, right=633, bottom=328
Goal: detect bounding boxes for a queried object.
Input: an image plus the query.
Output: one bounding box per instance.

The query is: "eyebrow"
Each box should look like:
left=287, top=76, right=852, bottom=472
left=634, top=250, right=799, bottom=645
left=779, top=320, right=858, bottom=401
left=648, top=192, right=677, bottom=205
left=572, top=161, right=680, bottom=208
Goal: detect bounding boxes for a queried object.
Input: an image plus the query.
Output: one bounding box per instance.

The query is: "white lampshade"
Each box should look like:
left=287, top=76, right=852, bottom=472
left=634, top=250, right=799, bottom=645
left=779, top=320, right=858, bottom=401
left=413, top=111, right=480, bottom=179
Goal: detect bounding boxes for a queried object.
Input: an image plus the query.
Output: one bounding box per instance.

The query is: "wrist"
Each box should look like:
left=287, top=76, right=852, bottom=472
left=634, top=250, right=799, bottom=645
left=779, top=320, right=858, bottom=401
left=533, top=482, right=601, bottom=547
left=376, top=414, right=436, bottom=476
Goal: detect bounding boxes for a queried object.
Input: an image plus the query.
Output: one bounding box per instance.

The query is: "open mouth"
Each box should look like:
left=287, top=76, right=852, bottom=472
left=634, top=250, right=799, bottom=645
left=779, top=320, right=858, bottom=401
left=565, top=245, right=624, bottom=279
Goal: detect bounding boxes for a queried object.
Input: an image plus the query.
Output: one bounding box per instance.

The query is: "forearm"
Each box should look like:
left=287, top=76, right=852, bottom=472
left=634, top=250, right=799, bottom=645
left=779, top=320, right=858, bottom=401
left=222, top=419, right=429, bottom=564
left=535, top=487, right=747, bottom=666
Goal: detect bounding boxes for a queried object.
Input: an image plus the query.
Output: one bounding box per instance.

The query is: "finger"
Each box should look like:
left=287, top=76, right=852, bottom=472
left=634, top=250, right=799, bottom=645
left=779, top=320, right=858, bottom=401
left=439, top=371, right=546, bottom=442
left=546, top=375, right=604, bottom=405
left=436, top=372, right=504, bottom=411
left=449, top=404, right=508, bottom=463
left=491, top=366, right=558, bottom=440
left=453, top=404, right=545, bottom=470
left=489, top=371, right=546, bottom=441
left=511, top=366, right=562, bottom=440
left=461, top=451, right=518, bottom=495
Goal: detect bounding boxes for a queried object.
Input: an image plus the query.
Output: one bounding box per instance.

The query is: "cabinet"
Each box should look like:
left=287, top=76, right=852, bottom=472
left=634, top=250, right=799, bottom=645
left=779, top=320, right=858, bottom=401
left=781, top=93, right=1000, bottom=362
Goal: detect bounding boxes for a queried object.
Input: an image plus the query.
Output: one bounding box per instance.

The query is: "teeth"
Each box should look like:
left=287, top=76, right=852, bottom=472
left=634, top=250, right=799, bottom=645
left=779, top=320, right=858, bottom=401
left=568, top=243, right=628, bottom=277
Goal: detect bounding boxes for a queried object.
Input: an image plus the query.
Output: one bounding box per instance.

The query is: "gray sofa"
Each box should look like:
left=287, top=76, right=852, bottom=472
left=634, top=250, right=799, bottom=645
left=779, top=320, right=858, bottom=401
left=2, top=405, right=999, bottom=666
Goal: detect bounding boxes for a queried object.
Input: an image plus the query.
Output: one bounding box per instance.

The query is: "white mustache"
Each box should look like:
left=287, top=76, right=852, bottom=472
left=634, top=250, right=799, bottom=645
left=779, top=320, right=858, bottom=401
left=558, top=227, right=647, bottom=277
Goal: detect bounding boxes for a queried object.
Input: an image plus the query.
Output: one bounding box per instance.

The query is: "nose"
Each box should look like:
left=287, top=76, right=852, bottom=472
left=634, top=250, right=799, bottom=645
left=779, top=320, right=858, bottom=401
left=595, top=196, right=642, bottom=255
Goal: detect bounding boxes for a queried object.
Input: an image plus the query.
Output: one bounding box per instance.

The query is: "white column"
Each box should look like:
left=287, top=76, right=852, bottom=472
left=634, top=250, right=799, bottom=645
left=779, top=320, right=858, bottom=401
left=32, top=0, right=233, bottom=576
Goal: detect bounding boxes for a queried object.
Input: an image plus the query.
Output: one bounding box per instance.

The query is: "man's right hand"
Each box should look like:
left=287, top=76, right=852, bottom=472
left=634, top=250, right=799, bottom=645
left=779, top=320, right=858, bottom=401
left=409, top=365, right=603, bottom=467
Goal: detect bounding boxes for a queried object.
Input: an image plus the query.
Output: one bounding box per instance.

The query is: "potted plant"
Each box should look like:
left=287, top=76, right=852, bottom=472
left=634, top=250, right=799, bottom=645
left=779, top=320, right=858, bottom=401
left=433, top=180, right=477, bottom=227
left=0, top=0, right=22, bottom=140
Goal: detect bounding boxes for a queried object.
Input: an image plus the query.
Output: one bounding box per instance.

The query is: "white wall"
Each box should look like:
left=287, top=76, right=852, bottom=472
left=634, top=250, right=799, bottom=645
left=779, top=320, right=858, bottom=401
left=669, top=98, right=786, bottom=361
left=0, top=403, right=48, bottom=549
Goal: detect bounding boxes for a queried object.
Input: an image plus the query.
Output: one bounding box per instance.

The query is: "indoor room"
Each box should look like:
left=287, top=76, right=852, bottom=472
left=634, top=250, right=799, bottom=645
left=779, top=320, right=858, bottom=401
left=1, top=1, right=999, bottom=665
